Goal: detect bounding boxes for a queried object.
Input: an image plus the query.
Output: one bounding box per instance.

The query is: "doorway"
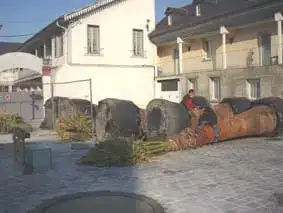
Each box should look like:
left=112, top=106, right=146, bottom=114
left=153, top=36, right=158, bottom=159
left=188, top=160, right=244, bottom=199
left=173, top=48, right=180, bottom=74
left=259, top=34, right=271, bottom=66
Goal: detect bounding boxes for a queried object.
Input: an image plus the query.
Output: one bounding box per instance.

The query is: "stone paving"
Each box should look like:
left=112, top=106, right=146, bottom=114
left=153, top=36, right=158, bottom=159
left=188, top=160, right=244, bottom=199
left=0, top=134, right=283, bottom=213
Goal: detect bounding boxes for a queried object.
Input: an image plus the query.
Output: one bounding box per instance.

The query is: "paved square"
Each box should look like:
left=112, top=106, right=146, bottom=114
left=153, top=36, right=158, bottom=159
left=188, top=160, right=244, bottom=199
left=0, top=133, right=283, bottom=213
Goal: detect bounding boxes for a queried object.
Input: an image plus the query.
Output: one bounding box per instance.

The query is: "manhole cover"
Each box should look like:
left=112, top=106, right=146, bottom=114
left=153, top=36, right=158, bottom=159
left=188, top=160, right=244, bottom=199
left=28, top=191, right=165, bottom=213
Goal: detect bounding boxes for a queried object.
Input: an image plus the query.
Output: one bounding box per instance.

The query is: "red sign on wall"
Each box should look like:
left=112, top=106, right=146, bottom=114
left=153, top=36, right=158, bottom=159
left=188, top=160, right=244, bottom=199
left=42, top=65, right=51, bottom=76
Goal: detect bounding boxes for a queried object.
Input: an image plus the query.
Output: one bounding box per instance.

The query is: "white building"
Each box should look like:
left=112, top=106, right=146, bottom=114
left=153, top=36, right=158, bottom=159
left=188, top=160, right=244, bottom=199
left=18, top=0, right=156, bottom=108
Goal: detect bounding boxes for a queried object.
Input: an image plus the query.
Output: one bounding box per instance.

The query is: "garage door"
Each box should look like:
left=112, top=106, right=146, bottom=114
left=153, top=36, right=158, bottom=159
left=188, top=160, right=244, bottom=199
left=156, top=79, right=180, bottom=103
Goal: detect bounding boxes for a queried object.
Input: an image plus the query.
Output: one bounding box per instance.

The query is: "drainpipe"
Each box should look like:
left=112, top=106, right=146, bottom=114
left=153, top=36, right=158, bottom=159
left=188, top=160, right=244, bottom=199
left=56, top=21, right=68, bottom=64
left=220, top=26, right=229, bottom=70
left=177, top=37, right=184, bottom=102
left=177, top=37, right=184, bottom=74
left=275, top=12, right=283, bottom=64
left=153, top=45, right=157, bottom=99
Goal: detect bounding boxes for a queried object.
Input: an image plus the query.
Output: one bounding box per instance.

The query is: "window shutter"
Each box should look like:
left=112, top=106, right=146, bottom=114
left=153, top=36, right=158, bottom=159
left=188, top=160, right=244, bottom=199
left=133, top=30, right=137, bottom=55
left=133, top=29, right=144, bottom=56
left=138, top=30, right=143, bottom=55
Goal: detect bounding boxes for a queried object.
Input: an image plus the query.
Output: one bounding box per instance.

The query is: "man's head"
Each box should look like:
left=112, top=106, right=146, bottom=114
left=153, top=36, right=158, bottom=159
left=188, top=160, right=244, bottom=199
left=188, top=89, right=195, bottom=98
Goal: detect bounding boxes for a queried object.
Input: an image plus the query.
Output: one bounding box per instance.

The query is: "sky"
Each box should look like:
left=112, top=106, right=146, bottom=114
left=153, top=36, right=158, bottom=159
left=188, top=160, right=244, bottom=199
left=0, top=0, right=191, bottom=43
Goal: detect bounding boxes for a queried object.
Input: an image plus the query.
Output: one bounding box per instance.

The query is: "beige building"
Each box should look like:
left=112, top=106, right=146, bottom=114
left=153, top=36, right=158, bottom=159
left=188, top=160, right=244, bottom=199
left=149, top=0, right=283, bottom=103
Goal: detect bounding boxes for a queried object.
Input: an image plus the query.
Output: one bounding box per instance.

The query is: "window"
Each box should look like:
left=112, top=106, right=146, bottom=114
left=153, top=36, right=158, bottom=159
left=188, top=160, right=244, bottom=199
left=45, top=38, right=52, bottom=57
left=87, top=25, right=100, bottom=54
left=247, top=79, right=260, bottom=99
left=259, top=34, right=271, bottom=66
left=30, top=49, right=36, bottom=55
left=203, top=39, right=212, bottom=59
left=133, top=29, right=144, bottom=56
left=55, top=34, right=64, bottom=58
left=210, top=77, right=221, bottom=101
left=160, top=79, right=179, bottom=91
left=196, top=4, right=201, bottom=16
left=37, top=45, right=44, bottom=58
left=12, top=86, right=17, bottom=92
left=188, top=78, right=198, bottom=91
left=0, top=86, right=9, bottom=92
left=168, top=15, right=172, bottom=26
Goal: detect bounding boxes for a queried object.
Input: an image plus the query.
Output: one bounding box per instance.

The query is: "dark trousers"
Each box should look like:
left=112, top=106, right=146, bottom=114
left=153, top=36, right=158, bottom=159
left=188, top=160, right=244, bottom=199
left=199, top=121, right=219, bottom=142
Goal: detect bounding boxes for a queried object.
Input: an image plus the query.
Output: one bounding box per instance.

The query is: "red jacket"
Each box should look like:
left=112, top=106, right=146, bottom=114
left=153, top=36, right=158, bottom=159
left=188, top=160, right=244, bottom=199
left=185, top=98, right=197, bottom=110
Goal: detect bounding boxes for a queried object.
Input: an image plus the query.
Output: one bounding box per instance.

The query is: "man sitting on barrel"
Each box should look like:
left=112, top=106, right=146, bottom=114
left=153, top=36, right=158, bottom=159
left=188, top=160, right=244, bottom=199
left=181, top=89, right=199, bottom=129
left=181, top=89, right=196, bottom=110
left=181, top=89, right=218, bottom=144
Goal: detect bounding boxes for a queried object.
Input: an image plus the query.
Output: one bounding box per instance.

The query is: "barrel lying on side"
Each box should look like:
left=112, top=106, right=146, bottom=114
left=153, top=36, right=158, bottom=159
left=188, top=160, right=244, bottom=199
left=213, top=103, right=234, bottom=120
left=220, top=97, right=251, bottom=114
left=95, top=98, right=142, bottom=141
left=251, top=97, right=283, bottom=136
left=145, top=99, right=189, bottom=141
left=170, top=105, right=278, bottom=151
left=40, top=97, right=97, bottom=130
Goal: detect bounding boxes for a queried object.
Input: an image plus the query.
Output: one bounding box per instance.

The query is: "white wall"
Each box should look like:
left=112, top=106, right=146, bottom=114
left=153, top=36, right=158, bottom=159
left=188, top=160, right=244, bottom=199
left=49, top=0, right=156, bottom=108
left=68, top=0, right=156, bottom=66
left=52, top=64, right=154, bottom=108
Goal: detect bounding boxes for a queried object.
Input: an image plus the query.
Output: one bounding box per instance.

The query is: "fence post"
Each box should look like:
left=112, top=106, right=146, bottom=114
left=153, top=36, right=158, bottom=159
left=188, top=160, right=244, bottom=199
left=51, top=81, right=56, bottom=129
left=89, top=78, right=95, bottom=140
left=31, top=91, right=35, bottom=120
left=19, top=101, right=22, bottom=117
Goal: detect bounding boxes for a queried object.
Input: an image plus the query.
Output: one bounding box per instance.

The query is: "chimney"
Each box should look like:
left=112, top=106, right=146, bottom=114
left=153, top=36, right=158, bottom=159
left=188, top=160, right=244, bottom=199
left=196, top=4, right=201, bottom=16
left=168, top=15, right=172, bottom=26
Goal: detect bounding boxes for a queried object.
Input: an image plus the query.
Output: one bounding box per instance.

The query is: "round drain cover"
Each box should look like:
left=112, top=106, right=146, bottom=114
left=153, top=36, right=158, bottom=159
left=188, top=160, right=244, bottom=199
left=29, top=191, right=165, bottom=213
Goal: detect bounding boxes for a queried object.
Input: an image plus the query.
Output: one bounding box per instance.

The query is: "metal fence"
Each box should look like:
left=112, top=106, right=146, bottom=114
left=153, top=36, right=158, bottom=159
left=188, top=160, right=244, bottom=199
left=0, top=74, right=94, bottom=135
left=0, top=91, right=43, bottom=120
left=0, top=74, right=44, bottom=129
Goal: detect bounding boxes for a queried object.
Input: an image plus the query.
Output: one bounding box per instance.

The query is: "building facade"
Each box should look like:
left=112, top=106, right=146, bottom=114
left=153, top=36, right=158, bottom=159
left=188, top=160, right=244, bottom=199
left=149, top=0, right=283, bottom=103
left=18, top=0, right=156, bottom=108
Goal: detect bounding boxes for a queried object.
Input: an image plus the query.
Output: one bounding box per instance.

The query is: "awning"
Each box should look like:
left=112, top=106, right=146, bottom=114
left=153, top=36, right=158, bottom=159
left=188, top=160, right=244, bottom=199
left=0, top=52, right=43, bottom=74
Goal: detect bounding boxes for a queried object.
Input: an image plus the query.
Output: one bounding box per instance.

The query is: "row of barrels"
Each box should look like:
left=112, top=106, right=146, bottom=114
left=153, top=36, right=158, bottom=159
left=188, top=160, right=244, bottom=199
left=40, top=96, right=283, bottom=143
left=95, top=96, right=283, bottom=142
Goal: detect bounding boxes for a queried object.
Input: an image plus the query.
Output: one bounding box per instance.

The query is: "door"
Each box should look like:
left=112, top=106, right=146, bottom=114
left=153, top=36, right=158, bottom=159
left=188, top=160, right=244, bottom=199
left=260, top=34, right=271, bottom=66
left=173, top=48, right=180, bottom=74
left=157, top=79, right=180, bottom=103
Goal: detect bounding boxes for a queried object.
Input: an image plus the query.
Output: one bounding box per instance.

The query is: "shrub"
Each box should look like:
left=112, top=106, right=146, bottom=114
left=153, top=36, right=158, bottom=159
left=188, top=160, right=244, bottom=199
left=56, top=113, right=92, bottom=141
left=0, top=112, right=32, bottom=134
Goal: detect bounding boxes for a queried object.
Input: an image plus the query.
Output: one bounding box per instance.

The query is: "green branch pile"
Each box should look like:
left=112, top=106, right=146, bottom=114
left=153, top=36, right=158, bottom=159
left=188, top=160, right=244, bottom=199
left=80, top=139, right=170, bottom=167
left=0, top=112, right=32, bottom=134
left=56, top=113, right=92, bottom=141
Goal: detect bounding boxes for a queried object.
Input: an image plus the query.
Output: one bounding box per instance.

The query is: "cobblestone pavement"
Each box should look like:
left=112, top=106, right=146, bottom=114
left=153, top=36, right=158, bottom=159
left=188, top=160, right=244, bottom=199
left=1, top=135, right=283, bottom=213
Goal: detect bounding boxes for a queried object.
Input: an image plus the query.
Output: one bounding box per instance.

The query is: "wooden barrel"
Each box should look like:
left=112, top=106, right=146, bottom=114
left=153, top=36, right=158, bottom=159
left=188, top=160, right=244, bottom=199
left=170, top=105, right=277, bottom=151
